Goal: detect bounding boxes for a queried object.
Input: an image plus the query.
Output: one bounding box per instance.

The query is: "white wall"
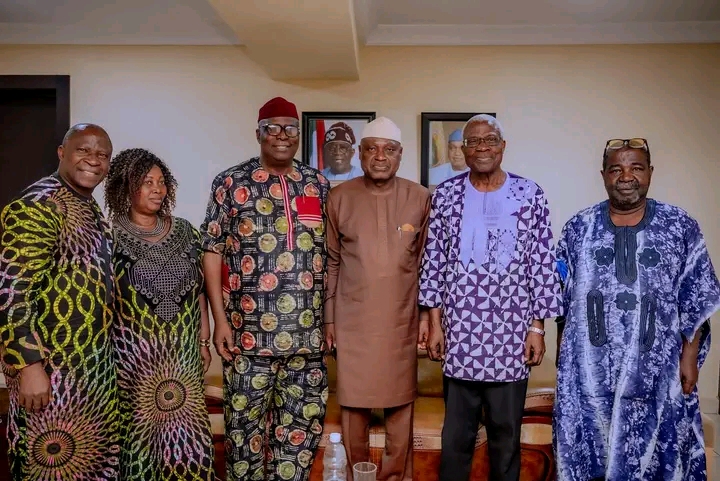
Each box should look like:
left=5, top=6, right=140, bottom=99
left=1, top=43, right=718, bottom=411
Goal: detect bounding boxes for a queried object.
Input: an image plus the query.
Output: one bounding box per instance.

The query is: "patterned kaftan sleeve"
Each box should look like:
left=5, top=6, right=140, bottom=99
left=199, top=173, right=232, bottom=254
left=316, top=174, right=331, bottom=322
left=554, top=221, right=573, bottom=322
left=419, top=187, right=449, bottom=309
left=318, top=173, right=331, bottom=288
left=0, top=198, right=60, bottom=369
left=189, top=223, right=206, bottom=294
left=677, top=217, right=720, bottom=347
left=527, top=188, right=563, bottom=320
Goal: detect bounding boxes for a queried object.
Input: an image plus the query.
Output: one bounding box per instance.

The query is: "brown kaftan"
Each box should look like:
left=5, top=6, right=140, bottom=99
left=325, top=176, right=431, bottom=408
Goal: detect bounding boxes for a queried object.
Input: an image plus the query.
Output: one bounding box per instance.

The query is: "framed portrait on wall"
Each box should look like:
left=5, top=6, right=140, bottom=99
left=301, top=111, right=375, bottom=186
left=420, top=112, right=497, bottom=190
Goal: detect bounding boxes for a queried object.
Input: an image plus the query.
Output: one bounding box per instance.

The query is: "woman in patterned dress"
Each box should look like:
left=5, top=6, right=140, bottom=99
left=104, top=148, right=215, bottom=480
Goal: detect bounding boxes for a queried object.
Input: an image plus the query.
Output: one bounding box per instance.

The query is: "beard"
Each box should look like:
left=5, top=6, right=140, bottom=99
left=609, top=182, right=645, bottom=209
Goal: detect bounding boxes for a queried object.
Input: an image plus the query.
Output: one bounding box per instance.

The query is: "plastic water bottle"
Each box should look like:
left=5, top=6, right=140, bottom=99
left=323, top=432, right=347, bottom=481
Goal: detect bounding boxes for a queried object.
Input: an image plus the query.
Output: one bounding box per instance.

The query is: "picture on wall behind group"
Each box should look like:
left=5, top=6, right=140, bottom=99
left=420, top=112, right=497, bottom=190
left=301, top=111, right=376, bottom=186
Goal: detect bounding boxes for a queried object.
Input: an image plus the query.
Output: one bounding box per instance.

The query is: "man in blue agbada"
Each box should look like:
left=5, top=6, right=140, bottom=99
left=553, top=137, right=720, bottom=481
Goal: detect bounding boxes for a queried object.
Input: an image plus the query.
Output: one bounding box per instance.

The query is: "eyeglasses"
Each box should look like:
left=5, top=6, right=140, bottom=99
left=462, top=135, right=502, bottom=148
left=604, top=138, right=648, bottom=154
left=262, top=124, right=300, bottom=138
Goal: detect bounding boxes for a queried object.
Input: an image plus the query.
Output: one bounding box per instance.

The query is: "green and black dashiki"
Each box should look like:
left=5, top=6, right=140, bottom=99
left=0, top=174, right=121, bottom=480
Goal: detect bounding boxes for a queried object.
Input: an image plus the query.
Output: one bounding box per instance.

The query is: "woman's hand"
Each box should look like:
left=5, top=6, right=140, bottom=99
left=200, top=345, right=212, bottom=374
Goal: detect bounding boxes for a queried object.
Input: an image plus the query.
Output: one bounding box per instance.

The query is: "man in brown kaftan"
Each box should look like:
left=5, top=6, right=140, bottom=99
left=324, top=117, right=431, bottom=481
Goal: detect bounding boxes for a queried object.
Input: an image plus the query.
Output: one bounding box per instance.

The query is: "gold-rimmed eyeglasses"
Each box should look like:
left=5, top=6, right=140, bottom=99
left=604, top=138, right=648, bottom=154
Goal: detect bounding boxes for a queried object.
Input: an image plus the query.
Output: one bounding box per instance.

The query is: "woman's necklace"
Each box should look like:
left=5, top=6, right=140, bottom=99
left=117, top=213, right=166, bottom=238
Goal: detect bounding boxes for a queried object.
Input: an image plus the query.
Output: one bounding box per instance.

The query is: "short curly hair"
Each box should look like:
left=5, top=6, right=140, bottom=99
left=104, top=148, right=178, bottom=221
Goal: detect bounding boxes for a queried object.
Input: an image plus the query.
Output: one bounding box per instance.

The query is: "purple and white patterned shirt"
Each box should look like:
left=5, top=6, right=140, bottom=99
left=419, top=172, right=562, bottom=382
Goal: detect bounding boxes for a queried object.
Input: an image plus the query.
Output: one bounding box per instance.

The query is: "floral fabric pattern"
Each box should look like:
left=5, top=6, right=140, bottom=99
left=223, top=354, right=328, bottom=481
left=554, top=199, right=720, bottom=481
left=200, top=158, right=330, bottom=357
left=614, top=292, right=637, bottom=311
left=638, top=247, right=661, bottom=268
left=201, top=158, right=330, bottom=481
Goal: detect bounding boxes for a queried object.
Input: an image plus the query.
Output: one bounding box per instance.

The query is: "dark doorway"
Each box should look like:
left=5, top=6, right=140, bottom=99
left=0, top=75, right=70, bottom=211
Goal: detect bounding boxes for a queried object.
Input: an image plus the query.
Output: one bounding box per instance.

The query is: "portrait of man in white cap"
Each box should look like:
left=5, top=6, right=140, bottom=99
left=324, top=116, right=431, bottom=481
left=321, top=122, right=364, bottom=181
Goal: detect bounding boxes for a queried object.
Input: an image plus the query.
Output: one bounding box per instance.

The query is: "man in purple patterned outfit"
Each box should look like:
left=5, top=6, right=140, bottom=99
left=419, top=114, right=562, bottom=481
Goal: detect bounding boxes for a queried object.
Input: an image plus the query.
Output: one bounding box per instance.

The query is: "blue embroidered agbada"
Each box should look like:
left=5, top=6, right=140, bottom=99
left=554, top=199, right=720, bottom=481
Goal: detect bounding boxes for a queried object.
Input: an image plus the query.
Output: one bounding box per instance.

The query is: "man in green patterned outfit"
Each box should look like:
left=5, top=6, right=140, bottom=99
left=201, top=97, right=330, bottom=481
left=0, top=124, right=121, bottom=480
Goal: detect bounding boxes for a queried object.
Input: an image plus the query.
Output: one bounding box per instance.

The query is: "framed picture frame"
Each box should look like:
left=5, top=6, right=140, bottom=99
left=301, top=111, right=376, bottom=186
left=420, top=112, right=497, bottom=190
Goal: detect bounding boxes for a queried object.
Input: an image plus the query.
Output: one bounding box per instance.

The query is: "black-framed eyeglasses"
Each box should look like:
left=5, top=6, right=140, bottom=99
left=262, top=123, right=300, bottom=138
left=462, top=135, right=502, bottom=148
left=604, top=138, right=648, bottom=154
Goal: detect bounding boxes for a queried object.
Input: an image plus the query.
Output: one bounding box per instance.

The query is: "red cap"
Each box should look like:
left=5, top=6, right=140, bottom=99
left=258, top=97, right=299, bottom=122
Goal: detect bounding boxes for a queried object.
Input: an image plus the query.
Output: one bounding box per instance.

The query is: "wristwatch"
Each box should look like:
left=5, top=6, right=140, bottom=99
left=528, top=326, right=545, bottom=336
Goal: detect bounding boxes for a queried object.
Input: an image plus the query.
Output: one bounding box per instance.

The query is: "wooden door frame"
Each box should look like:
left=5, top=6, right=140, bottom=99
left=0, top=75, right=70, bottom=148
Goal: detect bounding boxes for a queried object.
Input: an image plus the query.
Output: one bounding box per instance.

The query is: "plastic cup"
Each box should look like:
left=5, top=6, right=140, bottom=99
left=353, top=462, right=377, bottom=481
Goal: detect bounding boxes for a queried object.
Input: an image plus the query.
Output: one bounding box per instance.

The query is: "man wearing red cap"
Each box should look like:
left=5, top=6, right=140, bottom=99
left=200, top=97, right=330, bottom=481
left=321, top=122, right=363, bottom=182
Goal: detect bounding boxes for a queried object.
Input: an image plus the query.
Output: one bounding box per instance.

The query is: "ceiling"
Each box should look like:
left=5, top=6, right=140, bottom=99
left=1, top=0, right=718, bottom=46
left=367, top=0, right=720, bottom=45
left=0, top=0, right=239, bottom=45
left=1, top=0, right=717, bottom=80
left=376, top=0, right=720, bottom=25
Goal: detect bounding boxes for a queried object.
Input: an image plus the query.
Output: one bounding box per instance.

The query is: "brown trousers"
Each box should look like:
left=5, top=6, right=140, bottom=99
left=340, top=402, right=414, bottom=481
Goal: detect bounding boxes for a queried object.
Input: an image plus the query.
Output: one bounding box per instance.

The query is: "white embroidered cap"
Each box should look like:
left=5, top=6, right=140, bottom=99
left=361, top=116, right=402, bottom=144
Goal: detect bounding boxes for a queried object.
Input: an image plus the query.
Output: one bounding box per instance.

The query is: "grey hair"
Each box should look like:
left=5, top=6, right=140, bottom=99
left=463, top=114, right=504, bottom=139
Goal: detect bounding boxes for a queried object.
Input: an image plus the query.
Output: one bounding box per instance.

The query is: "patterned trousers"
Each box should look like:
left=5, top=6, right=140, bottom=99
left=223, top=354, right=328, bottom=481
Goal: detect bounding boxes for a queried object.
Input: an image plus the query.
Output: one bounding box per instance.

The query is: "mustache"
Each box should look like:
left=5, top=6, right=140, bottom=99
left=615, top=181, right=639, bottom=190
